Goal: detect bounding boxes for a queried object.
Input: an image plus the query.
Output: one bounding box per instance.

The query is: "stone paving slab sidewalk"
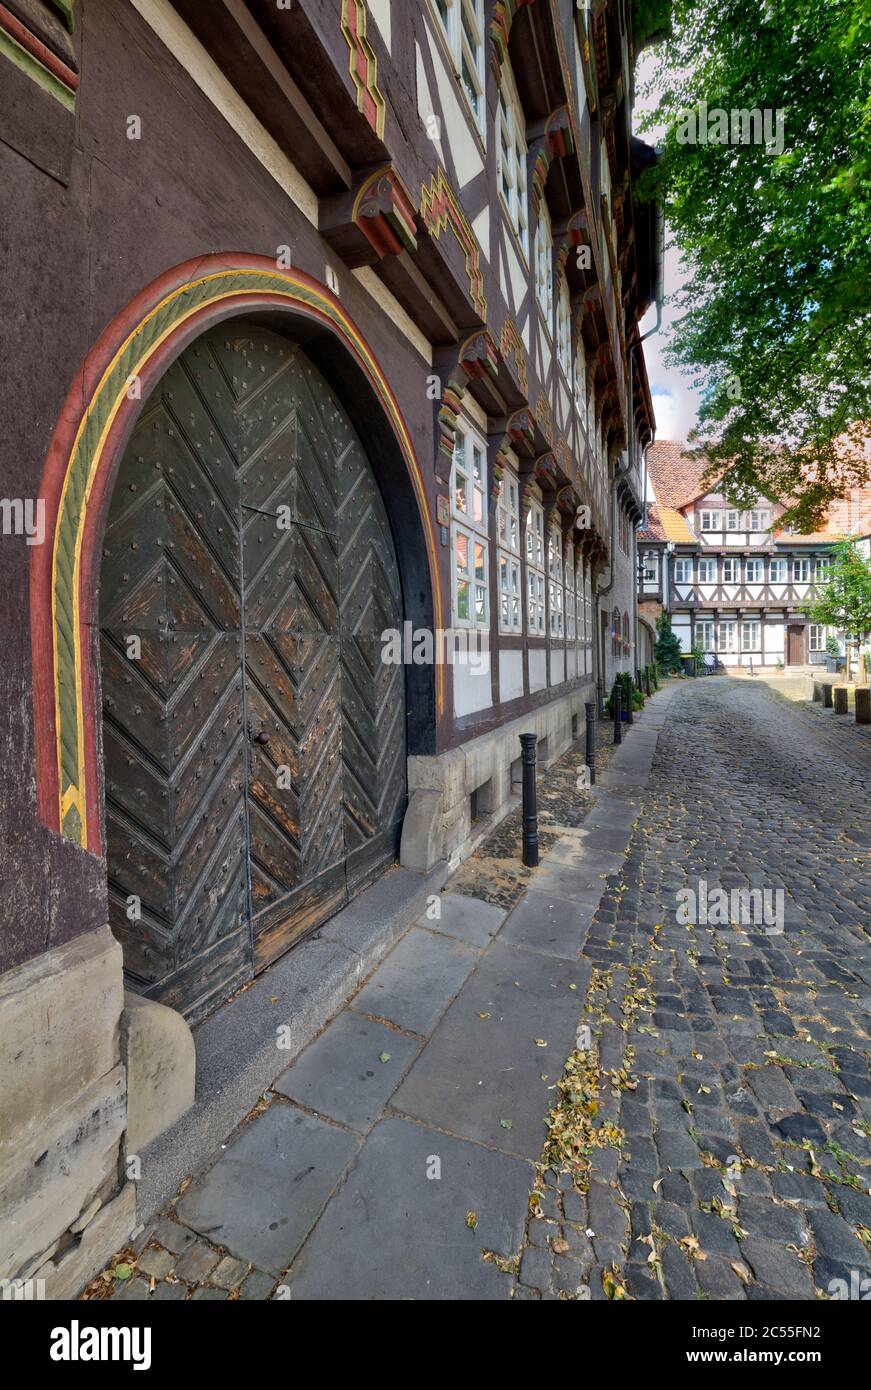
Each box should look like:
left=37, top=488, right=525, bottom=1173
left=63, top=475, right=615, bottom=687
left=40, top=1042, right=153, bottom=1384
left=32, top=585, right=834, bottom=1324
left=87, top=677, right=871, bottom=1301
left=85, top=697, right=654, bottom=1302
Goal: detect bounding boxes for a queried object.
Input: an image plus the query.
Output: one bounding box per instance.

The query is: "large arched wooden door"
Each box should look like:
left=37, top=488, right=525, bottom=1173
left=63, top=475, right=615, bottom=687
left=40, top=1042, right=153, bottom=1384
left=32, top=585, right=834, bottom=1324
left=100, top=325, right=406, bottom=1021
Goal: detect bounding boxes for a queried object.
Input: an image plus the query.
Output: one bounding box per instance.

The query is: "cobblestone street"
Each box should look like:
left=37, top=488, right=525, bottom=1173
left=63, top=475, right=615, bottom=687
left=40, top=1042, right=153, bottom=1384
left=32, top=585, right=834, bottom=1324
left=93, top=678, right=871, bottom=1302
left=515, top=677, right=871, bottom=1301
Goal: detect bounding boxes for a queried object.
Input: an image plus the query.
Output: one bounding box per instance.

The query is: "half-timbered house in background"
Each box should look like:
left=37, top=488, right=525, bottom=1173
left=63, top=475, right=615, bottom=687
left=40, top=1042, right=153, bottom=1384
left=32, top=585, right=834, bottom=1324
left=639, top=442, right=871, bottom=670
left=0, top=0, right=661, bottom=1294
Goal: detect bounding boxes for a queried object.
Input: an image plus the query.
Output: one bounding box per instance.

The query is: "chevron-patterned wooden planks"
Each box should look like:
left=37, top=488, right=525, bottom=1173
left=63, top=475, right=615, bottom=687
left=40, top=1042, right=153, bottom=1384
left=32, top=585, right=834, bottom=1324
left=101, top=325, right=406, bottom=1016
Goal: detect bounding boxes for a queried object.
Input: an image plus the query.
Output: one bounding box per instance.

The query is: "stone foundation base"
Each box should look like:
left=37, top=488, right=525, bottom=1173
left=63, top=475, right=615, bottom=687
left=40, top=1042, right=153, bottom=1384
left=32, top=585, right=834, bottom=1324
left=0, top=925, right=135, bottom=1297
left=401, top=684, right=594, bottom=873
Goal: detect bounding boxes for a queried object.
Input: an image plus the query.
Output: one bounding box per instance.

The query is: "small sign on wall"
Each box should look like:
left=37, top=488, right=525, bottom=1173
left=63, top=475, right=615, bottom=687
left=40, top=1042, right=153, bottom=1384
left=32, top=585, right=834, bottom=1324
left=436, top=495, right=450, bottom=528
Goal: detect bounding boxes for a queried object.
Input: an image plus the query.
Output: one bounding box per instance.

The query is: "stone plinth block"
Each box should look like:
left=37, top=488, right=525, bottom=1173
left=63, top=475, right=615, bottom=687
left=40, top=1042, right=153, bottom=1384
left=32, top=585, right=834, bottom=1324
left=121, top=992, right=196, bottom=1153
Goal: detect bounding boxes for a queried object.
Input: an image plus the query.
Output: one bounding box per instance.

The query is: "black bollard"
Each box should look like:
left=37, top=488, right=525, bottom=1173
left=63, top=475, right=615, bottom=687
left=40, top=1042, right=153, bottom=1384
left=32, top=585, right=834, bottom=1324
left=613, top=680, right=622, bottom=744
left=584, top=700, right=596, bottom=786
left=644, top=665, right=652, bottom=697
left=626, top=674, right=634, bottom=725
left=519, top=733, right=539, bottom=867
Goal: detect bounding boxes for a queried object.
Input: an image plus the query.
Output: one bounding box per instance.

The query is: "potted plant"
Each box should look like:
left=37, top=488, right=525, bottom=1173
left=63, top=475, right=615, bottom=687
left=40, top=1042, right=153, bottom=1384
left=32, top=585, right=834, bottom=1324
left=825, top=635, right=840, bottom=673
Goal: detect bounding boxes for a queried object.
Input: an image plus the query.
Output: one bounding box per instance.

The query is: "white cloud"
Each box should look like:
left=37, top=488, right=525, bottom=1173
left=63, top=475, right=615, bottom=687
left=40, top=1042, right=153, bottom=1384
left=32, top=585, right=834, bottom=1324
left=633, top=53, right=705, bottom=445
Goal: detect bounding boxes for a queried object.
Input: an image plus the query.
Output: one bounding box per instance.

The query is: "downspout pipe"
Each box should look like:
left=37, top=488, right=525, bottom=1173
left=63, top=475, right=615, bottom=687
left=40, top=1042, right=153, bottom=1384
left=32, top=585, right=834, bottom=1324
left=596, top=450, right=631, bottom=707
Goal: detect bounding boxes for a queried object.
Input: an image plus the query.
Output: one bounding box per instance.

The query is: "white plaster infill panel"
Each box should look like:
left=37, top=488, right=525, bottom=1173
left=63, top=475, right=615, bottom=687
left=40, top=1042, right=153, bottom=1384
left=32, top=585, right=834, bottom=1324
left=367, top=0, right=392, bottom=51
left=471, top=206, right=490, bottom=261
left=424, top=23, right=484, bottom=188
left=416, top=40, right=446, bottom=166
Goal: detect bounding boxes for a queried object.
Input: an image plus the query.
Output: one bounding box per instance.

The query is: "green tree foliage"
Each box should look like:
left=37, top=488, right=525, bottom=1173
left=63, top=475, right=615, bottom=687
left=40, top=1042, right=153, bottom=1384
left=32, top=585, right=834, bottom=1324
left=804, top=540, right=871, bottom=679
left=638, top=0, right=871, bottom=529
left=655, top=612, right=684, bottom=672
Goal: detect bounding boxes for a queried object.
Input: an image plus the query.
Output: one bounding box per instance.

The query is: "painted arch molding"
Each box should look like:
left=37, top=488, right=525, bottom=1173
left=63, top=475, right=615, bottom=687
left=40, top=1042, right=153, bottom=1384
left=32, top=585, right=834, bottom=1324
left=31, top=253, right=442, bottom=854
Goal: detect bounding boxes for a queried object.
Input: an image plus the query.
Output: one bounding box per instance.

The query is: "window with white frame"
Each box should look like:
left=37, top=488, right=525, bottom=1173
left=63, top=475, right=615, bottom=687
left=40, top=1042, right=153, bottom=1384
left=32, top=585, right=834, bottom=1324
left=643, top=552, right=660, bottom=583
left=699, top=510, right=721, bottom=531
left=722, top=556, right=740, bottom=583
left=809, top=624, right=825, bottom=652
left=698, top=558, right=716, bottom=582
left=769, top=558, right=787, bottom=582
left=792, top=558, right=810, bottom=583
left=431, top=0, right=486, bottom=136
left=574, top=335, right=588, bottom=427
left=497, top=470, right=519, bottom=553
left=719, top=620, right=737, bottom=653
left=498, top=551, right=521, bottom=634
left=584, top=566, right=592, bottom=644
left=726, top=509, right=741, bottom=531
left=745, top=558, right=762, bottom=582
left=496, top=470, right=522, bottom=634
left=452, top=525, right=488, bottom=627
left=575, top=561, right=585, bottom=643
left=674, top=558, right=692, bottom=584
left=497, top=66, right=528, bottom=257
left=526, top=500, right=545, bottom=635
left=556, top=276, right=571, bottom=379
left=452, top=420, right=486, bottom=527
left=547, top=526, right=564, bottom=638
left=741, top=620, right=760, bottom=650
left=564, top=539, right=575, bottom=639
left=451, top=420, right=488, bottom=628
left=749, top=509, right=770, bottom=531
left=814, top=556, right=831, bottom=581
left=696, top=620, right=715, bottom=651
left=534, top=200, right=554, bottom=328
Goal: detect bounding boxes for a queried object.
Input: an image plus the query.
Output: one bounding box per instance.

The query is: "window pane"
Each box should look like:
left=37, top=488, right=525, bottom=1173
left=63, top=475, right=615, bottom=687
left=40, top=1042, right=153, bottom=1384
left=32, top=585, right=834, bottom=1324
left=455, top=531, right=468, bottom=571
left=456, top=579, right=470, bottom=620
left=461, top=54, right=479, bottom=116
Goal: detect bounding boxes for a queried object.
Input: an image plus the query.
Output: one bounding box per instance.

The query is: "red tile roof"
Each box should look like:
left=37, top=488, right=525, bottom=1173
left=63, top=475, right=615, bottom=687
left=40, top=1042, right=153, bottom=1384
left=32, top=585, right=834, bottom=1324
left=773, top=490, right=871, bottom=543
left=646, top=441, right=710, bottom=510
left=648, top=441, right=871, bottom=544
left=639, top=501, right=695, bottom=543
left=638, top=502, right=665, bottom=542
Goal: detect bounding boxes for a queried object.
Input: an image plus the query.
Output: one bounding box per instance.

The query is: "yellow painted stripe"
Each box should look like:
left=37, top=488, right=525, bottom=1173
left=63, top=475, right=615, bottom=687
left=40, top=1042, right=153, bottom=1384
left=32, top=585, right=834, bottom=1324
left=52, top=268, right=441, bottom=844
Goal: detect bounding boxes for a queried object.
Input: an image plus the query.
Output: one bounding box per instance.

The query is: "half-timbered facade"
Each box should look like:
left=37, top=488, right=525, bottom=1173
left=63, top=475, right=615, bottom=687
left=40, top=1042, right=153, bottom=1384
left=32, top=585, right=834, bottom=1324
left=641, top=443, right=871, bottom=669
left=0, top=0, right=660, bottom=1293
